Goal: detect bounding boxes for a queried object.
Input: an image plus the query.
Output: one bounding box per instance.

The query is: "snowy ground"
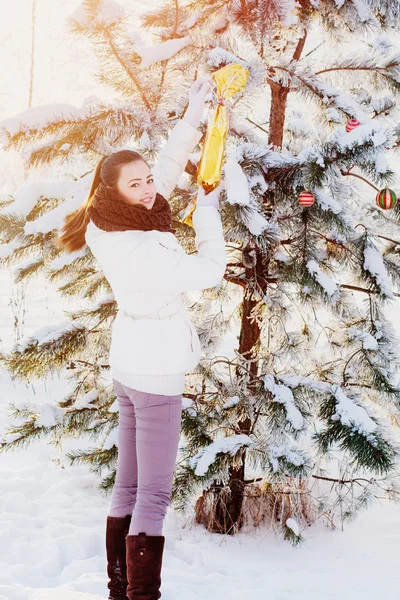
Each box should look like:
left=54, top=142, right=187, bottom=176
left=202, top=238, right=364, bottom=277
left=1, top=274, right=400, bottom=600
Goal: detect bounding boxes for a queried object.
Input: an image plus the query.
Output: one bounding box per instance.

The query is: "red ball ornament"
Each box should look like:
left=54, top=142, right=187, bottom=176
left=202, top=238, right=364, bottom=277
left=376, top=187, right=397, bottom=210
left=345, top=119, right=361, bottom=132
left=298, top=191, right=315, bottom=207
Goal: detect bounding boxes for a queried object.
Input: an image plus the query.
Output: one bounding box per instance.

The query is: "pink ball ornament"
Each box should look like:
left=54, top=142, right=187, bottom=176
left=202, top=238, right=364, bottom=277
left=345, top=119, right=361, bottom=132
left=376, top=187, right=397, bottom=210
left=298, top=191, right=315, bottom=207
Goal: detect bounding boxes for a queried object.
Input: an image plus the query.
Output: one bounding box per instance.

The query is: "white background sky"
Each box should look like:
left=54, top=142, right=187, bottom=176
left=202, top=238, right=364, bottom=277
left=0, top=0, right=155, bottom=119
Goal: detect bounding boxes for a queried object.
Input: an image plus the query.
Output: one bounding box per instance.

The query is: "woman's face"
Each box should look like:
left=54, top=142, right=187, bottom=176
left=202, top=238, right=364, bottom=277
left=116, top=160, right=157, bottom=209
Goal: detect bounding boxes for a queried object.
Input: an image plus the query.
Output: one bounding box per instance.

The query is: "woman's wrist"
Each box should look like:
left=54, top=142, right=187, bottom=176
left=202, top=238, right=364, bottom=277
left=182, top=102, right=204, bottom=129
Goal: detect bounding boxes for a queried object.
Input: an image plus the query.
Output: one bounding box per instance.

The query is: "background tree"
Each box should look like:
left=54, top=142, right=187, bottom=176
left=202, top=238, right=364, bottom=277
left=1, top=0, right=400, bottom=546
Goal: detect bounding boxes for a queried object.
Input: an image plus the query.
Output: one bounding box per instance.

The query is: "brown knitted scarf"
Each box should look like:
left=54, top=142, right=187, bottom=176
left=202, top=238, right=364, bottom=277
left=88, top=182, right=176, bottom=233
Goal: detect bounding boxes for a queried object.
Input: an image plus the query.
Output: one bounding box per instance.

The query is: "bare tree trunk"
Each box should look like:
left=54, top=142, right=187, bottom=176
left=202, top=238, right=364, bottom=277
left=28, top=0, right=36, bottom=109
left=11, top=0, right=36, bottom=343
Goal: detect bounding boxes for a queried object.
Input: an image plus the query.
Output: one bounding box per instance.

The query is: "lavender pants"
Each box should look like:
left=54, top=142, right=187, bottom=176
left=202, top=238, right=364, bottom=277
left=109, top=379, right=183, bottom=536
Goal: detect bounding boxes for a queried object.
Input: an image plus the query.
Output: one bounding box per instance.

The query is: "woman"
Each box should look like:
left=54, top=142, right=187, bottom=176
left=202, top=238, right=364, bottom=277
left=56, top=77, right=227, bottom=600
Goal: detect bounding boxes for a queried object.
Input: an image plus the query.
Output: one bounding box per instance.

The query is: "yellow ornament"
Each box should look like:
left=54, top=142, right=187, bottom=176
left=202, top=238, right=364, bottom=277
left=183, top=63, right=250, bottom=227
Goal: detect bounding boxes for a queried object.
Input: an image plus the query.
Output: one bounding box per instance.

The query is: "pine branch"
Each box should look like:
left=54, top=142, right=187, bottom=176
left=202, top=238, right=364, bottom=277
left=103, top=30, right=151, bottom=110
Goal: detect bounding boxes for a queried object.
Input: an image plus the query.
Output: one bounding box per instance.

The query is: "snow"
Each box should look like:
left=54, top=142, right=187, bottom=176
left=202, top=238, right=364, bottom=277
left=222, top=395, right=240, bottom=409
left=1, top=272, right=400, bottom=600
left=249, top=174, right=268, bottom=193
left=286, top=517, right=300, bottom=536
left=12, top=255, right=43, bottom=278
left=306, top=259, right=339, bottom=299
left=268, top=444, right=306, bottom=473
left=347, top=327, right=379, bottom=350
left=190, top=434, right=255, bottom=476
left=48, top=248, right=89, bottom=271
left=330, top=120, right=392, bottom=152
left=2, top=179, right=88, bottom=219
left=0, top=238, right=22, bottom=260
left=103, top=426, right=119, bottom=450
left=243, top=207, right=270, bottom=236
left=314, top=187, right=342, bottom=215
left=34, top=404, right=63, bottom=428
left=263, top=375, right=305, bottom=431
left=222, top=154, right=271, bottom=234
left=138, top=129, right=152, bottom=150
left=330, top=384, right=378, bottom=440
left=352, top=0, right=378, bottom=25
left=177, top=10, right=203, bottom=33
left=137, top=36, right=192, bottom=70
left=277, top=374, right=329, bottom=393
left=74, top=390, right=98, bottom=410
left=0, top=173, right=93, bottom=242
left=363, top=245, right=394, bottom=298
left=12, top=321, right=85, bottom=353
left=207, top=46, right=250, bottom=72
left=274, top=251, right=292, bottom=263
left=24, top=174, right=92, bottom=236
left=0, top=104, right=88, bottom=143
left=373, top=152, right=390, bottom=175
left=280, top=0, right=301, bottom=27
left=224, top=156, right=250, bottom=206
left=91, top=293, right=115, bottom=311
left=2, top=4, right=400, bottom=598
left=369, top=34, right=394, bottom=54
left=68, top=0, right=126, bottom=32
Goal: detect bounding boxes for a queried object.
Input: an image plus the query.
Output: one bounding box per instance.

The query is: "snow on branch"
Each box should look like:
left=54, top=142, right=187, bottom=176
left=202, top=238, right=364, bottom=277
left=363, top=245, right=394, bottom=298
left=13, top=321, right=85, bottom=353
left=0, top=238, right=23, bottom=260
left=224, top=156, right=250, bottom=206
left=3, top=179, right=88, bottom=219
left=329, top=120, right=394, bottom=152
left=68, top=0, right=126, bottom=32
left=34, top=404, right=65, bottom=428
left=347, top=327, right=379, bottom=350
left=137, top=36, right=192, bottom=70
left=48, top=248, right=89, bottom=271
left=276, top=374, right=330, bottom=393
left=22, top=174, right=93, bottom=236
left=263, top=375, right=305, bottom=431
left=191, top=434, right=255, bottom=476
left=268, top=444, right=307, bottom=473
left=73, top=389, right=98, bottom=410
left=330, top=384, right=377, bottom=441
left=306, top=259, right=340, bottom=300
left=0, top=104, right=90, bottom=144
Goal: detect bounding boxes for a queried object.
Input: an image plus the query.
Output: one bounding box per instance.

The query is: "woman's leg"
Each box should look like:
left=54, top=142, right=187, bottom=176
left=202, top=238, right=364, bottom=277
left=127, top=389, right=183, bottom=536
left=108, top=379, right=143, bottom=517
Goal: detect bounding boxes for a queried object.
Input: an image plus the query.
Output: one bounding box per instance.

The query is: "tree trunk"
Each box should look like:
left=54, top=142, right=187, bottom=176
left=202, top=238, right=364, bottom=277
left=202, top=32, right=308, bottom=535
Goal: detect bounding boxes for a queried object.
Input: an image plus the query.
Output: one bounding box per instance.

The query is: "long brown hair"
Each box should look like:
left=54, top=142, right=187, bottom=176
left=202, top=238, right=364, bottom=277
left=54, top=150, right=148, bottom=253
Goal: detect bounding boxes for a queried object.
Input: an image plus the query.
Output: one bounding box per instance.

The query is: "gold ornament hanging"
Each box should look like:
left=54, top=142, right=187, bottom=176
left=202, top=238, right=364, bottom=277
left=183, top=63, right=250, bottom=227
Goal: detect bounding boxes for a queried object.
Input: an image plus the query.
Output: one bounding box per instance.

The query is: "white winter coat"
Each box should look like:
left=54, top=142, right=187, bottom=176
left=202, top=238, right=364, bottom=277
left=85, top=118, right=227, bottom=381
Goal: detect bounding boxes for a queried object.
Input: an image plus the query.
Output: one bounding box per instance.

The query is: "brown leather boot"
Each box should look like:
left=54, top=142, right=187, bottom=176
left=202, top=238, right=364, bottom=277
left=106, top=514, right=132, bottom=600
left=125, top=532, right=165, bottom=600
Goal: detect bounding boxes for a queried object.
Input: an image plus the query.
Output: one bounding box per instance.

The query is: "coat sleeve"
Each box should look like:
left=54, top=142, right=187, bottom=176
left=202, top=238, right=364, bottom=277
left=136, top=206, right=227, bottom=293
left=151, top=119, right=203, bottom=200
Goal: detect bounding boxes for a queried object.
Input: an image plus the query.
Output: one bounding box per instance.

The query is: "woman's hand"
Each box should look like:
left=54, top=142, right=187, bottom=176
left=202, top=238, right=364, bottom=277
left=188, top=77, right=214, bottom=104
left=183, top=77, right=214, bottom=129
left=196, top=180, right=225, bottom=210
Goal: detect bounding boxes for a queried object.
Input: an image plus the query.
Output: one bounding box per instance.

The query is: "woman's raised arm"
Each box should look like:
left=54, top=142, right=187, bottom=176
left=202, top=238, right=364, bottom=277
left=152, top=79, right=213, bottom=200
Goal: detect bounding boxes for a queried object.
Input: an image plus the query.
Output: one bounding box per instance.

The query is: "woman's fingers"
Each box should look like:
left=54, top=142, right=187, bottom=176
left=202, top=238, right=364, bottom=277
left=189, top=77, right=214, bottom=98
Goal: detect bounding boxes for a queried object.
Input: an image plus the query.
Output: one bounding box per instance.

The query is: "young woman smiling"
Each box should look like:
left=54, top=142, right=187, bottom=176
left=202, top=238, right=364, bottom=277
left=56, top=77, right=227, bottom=600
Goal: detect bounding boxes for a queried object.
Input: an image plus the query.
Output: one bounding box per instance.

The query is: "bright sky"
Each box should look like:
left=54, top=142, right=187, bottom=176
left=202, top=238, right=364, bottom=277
left=0, top=0, right=157, bottom=119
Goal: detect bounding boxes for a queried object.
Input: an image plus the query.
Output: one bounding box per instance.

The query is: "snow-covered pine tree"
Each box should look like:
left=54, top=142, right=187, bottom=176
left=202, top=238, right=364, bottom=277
left=1, top=0, right=400, bottom=546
